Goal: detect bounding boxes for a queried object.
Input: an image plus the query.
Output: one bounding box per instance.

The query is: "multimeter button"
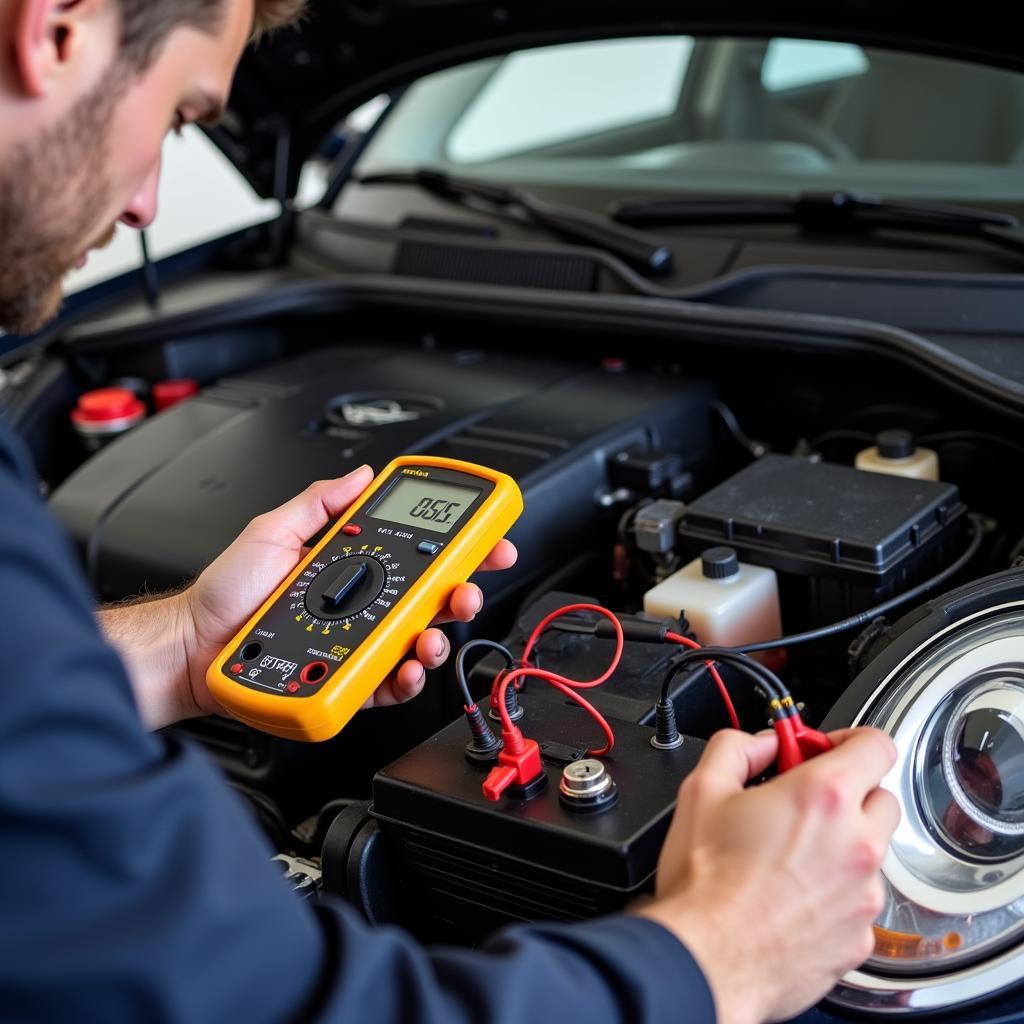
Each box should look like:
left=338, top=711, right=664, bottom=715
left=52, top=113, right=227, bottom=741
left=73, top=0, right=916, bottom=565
left=287, top=681, right=300, bottom=694
left=322, top=562, right=368, bottom=606
left=341, top=523, right=362, bottom=536
left=230, top=663, right=243, bottom=674
left=417, top=540, right=441, bottom=555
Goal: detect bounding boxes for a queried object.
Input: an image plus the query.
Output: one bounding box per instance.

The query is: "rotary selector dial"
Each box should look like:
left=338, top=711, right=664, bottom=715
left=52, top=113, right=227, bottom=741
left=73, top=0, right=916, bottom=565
left=303, top=553, right=388, bottom=622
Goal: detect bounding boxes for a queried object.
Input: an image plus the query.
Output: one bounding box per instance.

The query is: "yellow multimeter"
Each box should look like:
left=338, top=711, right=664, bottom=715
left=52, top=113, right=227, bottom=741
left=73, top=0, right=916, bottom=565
left=207, top=457, right=523, bottom=742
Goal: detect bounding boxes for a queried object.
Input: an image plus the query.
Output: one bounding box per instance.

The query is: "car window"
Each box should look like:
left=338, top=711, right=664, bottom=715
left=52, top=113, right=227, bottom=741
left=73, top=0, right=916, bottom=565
left=446, top=38, right=694, bottom=163
left=761, top=39, right=868, bottom=92
left=64, top=127, right=277, bottom=296
left=355, top=36, right=1024, bottom=203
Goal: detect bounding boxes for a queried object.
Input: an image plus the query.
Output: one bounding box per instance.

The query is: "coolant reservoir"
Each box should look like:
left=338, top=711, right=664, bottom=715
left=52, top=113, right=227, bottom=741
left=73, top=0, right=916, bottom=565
left=643, top=547, right=781, bottom=648
left=855, top=429, right=939, bottom=481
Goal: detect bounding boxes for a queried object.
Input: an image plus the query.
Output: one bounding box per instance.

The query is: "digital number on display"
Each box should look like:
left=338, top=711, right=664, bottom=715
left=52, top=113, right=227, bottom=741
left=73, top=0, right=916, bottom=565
left=409, top=496, right=462, bottom=525
left=368, top=477, right=481, bottom=534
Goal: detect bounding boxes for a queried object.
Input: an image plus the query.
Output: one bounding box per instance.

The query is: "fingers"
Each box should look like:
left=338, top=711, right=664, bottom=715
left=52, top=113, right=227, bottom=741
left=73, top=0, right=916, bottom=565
left=414, top=628, right=450, bottom=670
left=249, top=466, right=374, bottom=547
left=372, top=659, right=427, bottom=707
left=691, top=729, right=780, bottom=797
left=807, top=727, right=898, bottom=797
left=441, top=583, right=485, bottom=624
left=862, top=785, right=901, bottom=839
left=420, top=541, right=516, bottom=624
left=369, top=631, right=452, bottom=708
left=478, top=539, right=518, bottom=572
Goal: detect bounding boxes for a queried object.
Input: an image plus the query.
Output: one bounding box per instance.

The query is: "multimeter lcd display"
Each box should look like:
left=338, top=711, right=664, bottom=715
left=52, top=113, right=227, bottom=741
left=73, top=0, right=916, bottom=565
left=368, top=478, right=481, bottom=534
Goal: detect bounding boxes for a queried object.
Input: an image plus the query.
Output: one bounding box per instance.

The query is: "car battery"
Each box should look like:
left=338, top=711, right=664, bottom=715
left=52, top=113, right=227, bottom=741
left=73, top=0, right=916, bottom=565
left=369, top=696, right=704, bottom=945
left=678, top=454, right=968, bottom=636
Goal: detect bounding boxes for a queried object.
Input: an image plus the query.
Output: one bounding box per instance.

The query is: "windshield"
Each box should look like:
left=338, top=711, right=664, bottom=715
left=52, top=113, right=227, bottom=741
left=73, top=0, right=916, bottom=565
left=354, top=36, right=1024, bottom=203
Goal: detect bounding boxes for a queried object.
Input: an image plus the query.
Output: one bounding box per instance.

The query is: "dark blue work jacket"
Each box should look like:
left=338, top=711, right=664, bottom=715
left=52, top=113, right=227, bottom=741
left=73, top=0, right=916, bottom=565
left=0, top=420, right=713, bottom=1023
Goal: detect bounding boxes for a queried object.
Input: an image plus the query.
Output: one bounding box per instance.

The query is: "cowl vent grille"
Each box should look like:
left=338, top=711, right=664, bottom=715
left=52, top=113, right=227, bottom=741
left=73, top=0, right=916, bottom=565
left=394, top=240, right=597, bottom=292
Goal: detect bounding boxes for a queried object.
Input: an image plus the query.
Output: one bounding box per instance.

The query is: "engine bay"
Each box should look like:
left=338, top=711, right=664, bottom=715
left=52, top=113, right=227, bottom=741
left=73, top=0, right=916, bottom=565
left=16, top=304, right=1024, bottom=1018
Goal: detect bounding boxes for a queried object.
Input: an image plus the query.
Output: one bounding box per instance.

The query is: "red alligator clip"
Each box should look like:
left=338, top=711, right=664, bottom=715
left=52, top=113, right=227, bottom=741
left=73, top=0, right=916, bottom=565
left=774, top=711, right=833, bottom=773
left=482, top=728, right=544, bottom=801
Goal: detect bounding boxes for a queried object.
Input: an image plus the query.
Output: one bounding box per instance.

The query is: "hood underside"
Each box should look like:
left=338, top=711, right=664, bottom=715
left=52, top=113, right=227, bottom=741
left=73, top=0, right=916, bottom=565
left=217, top=0, right=1024, bottom=199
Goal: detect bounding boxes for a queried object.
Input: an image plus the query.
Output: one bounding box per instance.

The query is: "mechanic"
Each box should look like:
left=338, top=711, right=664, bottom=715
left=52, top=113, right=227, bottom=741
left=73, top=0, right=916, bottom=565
left=0, top=2, right=900, bottom=1022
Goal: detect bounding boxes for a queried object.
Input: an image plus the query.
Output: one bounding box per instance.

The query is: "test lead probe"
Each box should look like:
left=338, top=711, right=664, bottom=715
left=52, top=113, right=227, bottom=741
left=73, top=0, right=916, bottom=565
left=455, top=639, right=515, bottom=764
left=658, top=646, right=832, bottom=773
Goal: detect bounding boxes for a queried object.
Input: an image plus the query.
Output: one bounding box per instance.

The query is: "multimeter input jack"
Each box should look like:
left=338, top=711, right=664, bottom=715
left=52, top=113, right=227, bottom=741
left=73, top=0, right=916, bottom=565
left=240, top=641, right=263, bottom=662
left=300, top=661, right=330, bottom=685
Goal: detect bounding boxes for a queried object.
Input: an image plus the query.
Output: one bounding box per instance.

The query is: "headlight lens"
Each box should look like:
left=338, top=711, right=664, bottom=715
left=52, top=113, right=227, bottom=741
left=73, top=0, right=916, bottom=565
left=862, top=612, right=1024, bottom=975
left=931, top=676, right=1024, bottom=856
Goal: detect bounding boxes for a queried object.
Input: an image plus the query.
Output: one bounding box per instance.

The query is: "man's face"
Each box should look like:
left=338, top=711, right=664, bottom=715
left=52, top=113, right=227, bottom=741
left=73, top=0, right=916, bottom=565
left=0, top=0, right=254, bottom=335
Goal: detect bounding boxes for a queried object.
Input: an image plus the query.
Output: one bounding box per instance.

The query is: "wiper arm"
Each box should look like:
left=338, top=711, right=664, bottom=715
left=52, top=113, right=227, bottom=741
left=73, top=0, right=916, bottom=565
left=612, top=190, right=1024, bottom=256
left=357, top=168, right=675, bottom=276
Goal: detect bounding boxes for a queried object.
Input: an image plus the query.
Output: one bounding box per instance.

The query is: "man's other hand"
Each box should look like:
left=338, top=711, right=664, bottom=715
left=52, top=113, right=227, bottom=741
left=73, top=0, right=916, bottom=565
left=638, top=727, right=899, bottom=1024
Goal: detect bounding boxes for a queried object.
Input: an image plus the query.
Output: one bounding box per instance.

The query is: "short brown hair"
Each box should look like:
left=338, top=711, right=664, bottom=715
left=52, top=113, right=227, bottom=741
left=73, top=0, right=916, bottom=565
left=116, top=0, right=307, bottom=70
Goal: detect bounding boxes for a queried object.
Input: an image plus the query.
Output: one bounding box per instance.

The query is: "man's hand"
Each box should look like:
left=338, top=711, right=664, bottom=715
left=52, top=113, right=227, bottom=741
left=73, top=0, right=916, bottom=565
left=102, top=466, right=516, bottom=730
left=638, top=727, right=899, bottom=1024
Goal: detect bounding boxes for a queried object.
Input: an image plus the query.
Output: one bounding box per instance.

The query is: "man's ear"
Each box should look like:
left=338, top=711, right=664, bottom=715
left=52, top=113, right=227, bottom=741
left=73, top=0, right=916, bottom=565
left=13, top=0, right=105, bottom=98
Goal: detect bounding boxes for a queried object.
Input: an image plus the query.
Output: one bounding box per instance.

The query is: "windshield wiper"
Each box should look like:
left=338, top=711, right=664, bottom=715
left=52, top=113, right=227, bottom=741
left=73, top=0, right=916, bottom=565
left=356, top=168, right=675, bottom=276
left=611, top=191, right=1024, bottom=257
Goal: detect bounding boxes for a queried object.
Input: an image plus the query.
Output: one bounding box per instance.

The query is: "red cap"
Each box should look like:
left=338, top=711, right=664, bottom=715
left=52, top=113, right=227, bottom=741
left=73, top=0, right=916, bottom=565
left=153, top=378, right=199, bottom=412
left=71, top=388, right=146, bottom=427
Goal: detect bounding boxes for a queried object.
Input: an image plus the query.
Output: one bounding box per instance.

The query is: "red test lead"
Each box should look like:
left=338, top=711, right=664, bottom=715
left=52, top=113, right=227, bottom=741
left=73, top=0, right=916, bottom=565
left=479, top=603, right=625, bottom=802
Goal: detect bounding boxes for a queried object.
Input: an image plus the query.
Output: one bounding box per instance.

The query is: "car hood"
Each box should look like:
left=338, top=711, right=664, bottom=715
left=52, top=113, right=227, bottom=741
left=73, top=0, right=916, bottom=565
left=222, top=0, right=1024, bottom=199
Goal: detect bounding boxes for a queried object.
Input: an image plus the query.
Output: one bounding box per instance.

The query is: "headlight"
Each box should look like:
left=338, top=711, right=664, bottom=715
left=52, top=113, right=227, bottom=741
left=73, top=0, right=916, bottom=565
left=826, top=587, right=1024, bottom=1015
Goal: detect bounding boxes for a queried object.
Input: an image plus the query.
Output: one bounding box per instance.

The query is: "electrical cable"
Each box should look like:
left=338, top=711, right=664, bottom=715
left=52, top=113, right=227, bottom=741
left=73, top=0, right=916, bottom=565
left=546, top=615, right=742, bottom=728
left=660, top=646, right=786, bottom=706
left=494, top=667, right=616, bottom=755
left=656, top=646, right=832, bottom=770
left=711, top=400, right=767, bottom=459
left=537, top=618, right=596, bottom=636
left=488, top=603, right=625, bottom=756
left=805, top=426, right=1024, bottom=462
left=918, top=429, right=1024, bottom=461
left=737, top=513, right=985, bottom=654
left=805, top=427, right=875, bottom=450
left=664, top=630, right=740, bottom=729
left=455, top=639, right=515, bottom=709
left=519, top=603, right=624, bottom=684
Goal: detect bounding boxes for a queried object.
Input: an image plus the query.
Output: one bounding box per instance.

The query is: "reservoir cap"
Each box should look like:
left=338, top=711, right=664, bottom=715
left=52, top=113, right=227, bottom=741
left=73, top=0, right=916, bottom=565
left=702, top=546, right=739, bottom=580
left=877, top=429, right=916, bottom=460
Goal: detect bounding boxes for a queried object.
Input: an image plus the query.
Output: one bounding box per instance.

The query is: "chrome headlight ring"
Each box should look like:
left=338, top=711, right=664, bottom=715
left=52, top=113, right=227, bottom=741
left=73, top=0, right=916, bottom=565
left=825, top=593, right=1024, bottom=1016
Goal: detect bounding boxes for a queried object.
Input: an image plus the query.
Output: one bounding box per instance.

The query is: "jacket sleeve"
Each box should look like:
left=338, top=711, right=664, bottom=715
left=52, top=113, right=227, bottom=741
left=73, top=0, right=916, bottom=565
left=0, top=433, right=714, bottom=1024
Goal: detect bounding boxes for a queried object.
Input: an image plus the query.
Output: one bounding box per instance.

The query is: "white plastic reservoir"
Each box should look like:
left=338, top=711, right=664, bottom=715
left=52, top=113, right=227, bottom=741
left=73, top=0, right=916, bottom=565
left=855, top=429, right=939, bottom=482
left=643, top=546, right=781, bottom=649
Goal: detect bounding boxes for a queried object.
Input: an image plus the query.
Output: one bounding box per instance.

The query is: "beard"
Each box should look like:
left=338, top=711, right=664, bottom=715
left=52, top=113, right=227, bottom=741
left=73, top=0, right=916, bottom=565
left=0, top=67, right=122, bottom=336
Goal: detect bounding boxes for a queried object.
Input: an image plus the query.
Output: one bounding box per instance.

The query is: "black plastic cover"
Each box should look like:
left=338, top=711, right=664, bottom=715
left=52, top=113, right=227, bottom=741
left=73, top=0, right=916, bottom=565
left=680, top=454, right=966, bottom=586
left=51, top=346, right=713, bottom=601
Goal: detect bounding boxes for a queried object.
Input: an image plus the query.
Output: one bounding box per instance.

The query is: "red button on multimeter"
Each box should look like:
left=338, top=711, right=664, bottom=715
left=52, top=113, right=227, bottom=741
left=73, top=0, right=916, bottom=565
left=208, top=457, right=523, bottom=742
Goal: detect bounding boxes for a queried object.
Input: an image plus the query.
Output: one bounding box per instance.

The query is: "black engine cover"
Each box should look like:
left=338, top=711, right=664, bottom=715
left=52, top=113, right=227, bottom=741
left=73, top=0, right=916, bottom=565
left=51, top=346, right=713, bottom=600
